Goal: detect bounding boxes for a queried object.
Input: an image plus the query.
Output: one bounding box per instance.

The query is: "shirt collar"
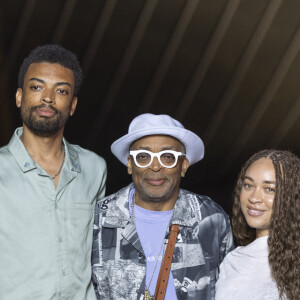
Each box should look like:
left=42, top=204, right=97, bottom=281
left=8, top=128, right=36, bottom=173
left=63, top=138, right=81, bottom=173
left=8, top=127, right=81, bottom=174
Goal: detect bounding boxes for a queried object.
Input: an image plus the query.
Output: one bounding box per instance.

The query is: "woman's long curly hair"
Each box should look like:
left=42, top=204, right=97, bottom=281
left=232, top=149, right=300, bottom=300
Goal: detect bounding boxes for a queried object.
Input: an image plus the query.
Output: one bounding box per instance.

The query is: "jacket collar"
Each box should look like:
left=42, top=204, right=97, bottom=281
left=170, top=189, right=199, bottom=227
left=103, top=184, right=133, bottom=228
left=104, top=183, right=198, bottom=228
left=103, top=184, right=144, bottom=254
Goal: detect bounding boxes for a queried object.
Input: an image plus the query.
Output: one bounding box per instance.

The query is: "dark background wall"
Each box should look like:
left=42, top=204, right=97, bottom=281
left=1, top=0, right=300, bottom=214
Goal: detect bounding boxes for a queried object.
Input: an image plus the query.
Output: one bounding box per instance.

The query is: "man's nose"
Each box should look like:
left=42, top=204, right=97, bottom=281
left=149, top=156, right=163, bottom=171
left=41, top=90, right=55, bottom=104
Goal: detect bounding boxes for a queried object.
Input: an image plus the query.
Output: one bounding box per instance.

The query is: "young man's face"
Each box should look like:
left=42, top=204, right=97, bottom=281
left=16, top=62, right=77, bottom=137
left=128, top=135, right=189, bottom=210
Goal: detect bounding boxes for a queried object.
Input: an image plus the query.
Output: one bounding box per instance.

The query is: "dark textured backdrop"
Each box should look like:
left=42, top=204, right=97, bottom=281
left=1, top=0, right=300, bottom=214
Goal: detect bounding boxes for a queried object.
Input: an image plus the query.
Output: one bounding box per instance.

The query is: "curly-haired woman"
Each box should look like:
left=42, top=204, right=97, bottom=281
left=216, top=149, right=300, bottom=300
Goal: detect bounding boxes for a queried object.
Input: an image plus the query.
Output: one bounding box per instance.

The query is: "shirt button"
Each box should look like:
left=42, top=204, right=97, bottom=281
left=62, top=270, right=66, bottom=276
left=58, top=235, right=63, bottom=242
left=138, top=252, right=143, bottom=258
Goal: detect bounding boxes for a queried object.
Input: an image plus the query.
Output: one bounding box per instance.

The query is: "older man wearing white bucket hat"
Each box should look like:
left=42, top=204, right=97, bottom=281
left=92, top=113, right=233, bottom=300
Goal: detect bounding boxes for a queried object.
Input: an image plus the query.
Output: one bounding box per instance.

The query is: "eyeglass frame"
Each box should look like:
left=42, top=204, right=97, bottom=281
left=129, top=149, right=186, bottom=168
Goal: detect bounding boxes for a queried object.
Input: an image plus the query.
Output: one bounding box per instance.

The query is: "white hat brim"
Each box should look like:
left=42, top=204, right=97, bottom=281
left=111, top=126, right=204, bottom=166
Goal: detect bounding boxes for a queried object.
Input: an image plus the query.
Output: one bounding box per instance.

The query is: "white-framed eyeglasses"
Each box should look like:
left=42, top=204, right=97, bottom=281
left=129, top=150, right=186, bottom=168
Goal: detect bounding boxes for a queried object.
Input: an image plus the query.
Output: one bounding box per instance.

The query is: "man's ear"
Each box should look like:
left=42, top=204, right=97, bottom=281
left=127, top=156, right=132, bottom=175
left=16, top=88, right=23, bottom=108
left=70, top=96, right=78, bottom=116
left=181, top=157, right=189, bottom=177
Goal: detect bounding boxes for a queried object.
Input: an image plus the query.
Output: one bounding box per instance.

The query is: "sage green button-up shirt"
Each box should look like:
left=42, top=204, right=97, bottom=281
left=0, top=128, right=107, bottom=300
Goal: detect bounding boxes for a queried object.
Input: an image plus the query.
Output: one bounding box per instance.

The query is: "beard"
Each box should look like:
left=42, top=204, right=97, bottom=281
left=20, top=103, right=69, bottom=137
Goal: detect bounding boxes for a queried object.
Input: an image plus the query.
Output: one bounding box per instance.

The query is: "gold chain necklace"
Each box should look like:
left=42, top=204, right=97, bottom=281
left=131, top=193, right=169, bottom=300
left=52, top=145, right=65, bottom=180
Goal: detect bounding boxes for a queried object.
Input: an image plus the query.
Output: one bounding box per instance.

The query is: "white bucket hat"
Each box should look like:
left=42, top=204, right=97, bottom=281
left=111, top=113, right=205, bottom=166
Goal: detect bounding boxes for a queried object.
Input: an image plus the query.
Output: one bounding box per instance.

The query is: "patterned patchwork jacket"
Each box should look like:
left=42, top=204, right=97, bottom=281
left=92, top=184, right=234, bottom=299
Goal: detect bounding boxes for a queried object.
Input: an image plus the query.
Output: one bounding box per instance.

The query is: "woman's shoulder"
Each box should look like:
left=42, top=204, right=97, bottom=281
left=220, top=236, right=269, bottom=270
left=235, top=236, right=269, bottom=256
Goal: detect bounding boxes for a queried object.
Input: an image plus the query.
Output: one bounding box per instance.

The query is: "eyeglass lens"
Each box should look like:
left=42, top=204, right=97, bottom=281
left=136, top=152, right=176, bottom=167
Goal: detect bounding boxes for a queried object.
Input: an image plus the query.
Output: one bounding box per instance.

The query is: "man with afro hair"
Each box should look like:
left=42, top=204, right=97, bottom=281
left=0, top=45, right=107, bottom=300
